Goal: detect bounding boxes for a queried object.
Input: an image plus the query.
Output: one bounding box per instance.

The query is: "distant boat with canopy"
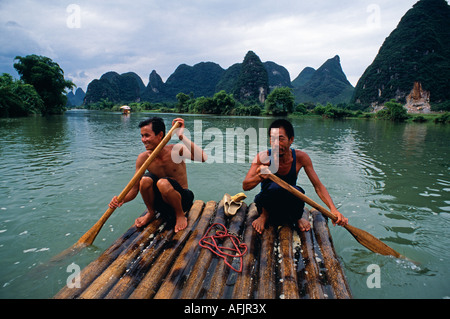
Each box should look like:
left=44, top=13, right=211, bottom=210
left=120, top=105, right=131, bottom=114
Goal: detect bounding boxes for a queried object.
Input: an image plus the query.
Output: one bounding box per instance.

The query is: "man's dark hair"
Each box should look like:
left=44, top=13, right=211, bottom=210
left=139, top=117, right=166, bottom=138
left=269, top=119, right=294, bottom=139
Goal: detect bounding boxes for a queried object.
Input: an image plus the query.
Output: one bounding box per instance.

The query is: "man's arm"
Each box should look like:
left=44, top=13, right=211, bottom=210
left=243, top=163, right=262, bottom=191
left=242, top=152, right=270, bottom=191
left=172, top=118, right=207, bottom=162
left=300, top=151, right=348, bottom=226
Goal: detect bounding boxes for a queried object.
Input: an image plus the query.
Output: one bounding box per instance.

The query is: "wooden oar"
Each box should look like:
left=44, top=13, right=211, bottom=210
left=53, top=120, right=182, bottom=259
left=266, top=173, right=404, bottom=259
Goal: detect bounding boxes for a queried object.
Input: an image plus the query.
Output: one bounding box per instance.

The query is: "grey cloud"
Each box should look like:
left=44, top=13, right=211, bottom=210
left=0, top=0, right=430, bottom=89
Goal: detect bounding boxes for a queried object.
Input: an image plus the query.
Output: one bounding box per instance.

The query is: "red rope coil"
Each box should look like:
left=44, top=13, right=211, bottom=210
left=199, top=223, right=248, bottom=273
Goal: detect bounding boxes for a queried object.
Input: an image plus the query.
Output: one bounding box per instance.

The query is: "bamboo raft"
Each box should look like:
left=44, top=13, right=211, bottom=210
left=54, top=199, right=352, bottom=299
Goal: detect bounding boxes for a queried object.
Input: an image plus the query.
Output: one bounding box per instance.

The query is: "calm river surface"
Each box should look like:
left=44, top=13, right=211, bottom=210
left=0, top=110, right=449, bottom=299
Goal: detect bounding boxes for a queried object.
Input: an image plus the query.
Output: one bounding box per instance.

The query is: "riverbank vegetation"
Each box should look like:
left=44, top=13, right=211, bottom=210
left=85, top=88, right=449, bottom=124
left=1, top=55, right=74, bottom=117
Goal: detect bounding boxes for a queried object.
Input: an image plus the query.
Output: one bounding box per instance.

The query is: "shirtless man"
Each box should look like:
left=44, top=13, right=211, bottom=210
left=109, top=117, right=207, bottom=232
left=242, top=119, right=348, bottom=234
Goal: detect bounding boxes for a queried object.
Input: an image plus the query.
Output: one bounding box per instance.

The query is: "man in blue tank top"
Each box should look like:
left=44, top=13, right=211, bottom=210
left=243, top=119, right=348, bottom=234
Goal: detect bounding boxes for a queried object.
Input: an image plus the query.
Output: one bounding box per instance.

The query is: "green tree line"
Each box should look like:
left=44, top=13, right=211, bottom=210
left=90, top=87, right=298, bottom=116
left=0, top=55, right=74, bottom=117
left=88, top=87, right=449, bottom=124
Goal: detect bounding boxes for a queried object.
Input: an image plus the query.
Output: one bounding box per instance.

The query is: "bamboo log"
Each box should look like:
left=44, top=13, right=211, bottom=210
left=53, top=211, right=153, bottom=299
left=153, top=201, right=216, bottom=299
left=55, top=201, right=353, bottom=300
left=294, top=230, right=308, bottom=298
left=104, top=222, right=175, bottom=299
left=205, top=202, right=247, bottom=299
left=179, top=199, right=227, bottom=299
left=311, top=208, right=352, bottom=299
left=232, top=203, right=259, bottom=299
left=298, top=210, right=325, bottom=299
left=78, top=217, right=164, bottom=299
left=278, top=225, right=300, bottom=299
left=128, top=200, right=204, bottom=299
left=106, top=201, right=206, bottom=299
left=256, top=224, right=277, bottom=299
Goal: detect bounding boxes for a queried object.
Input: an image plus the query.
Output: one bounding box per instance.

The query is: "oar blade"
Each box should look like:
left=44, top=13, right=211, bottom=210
left=266, top=173, right=407, bottom=260
left=344, top=224, right=402, bottom=258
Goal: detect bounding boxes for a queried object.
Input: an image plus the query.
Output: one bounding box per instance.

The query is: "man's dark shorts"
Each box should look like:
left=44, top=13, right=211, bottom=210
left=254, top=183, right=305, bottom=226
left=143, top=172, right=194, bottom=225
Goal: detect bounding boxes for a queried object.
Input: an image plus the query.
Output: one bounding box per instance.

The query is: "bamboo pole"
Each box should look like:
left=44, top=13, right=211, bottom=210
left=128, top=200, right=203, bottom=299
left=232, top=203, right=259, bottom=299
left=278, top=225, right=300, bottom=299
left=153, top=201, right=216, bottom=299
left=311, top=208, right=352, bottom=299
left=294, top=230, right=308, bottom=298
left=298, top=210, right=325, bottom=299
left=179, top=200, right=227, bottom=299
left=205, top=202, right=247, bottom=299
left=256, top=224, right=277, bottom=299
left=52, top=121, right=182, bottom=263
left=104, top=221, right=176, bottom=299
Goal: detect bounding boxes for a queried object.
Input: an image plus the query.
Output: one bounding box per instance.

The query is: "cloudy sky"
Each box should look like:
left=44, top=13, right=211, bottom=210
left=0, top=0, right=437, bottom=91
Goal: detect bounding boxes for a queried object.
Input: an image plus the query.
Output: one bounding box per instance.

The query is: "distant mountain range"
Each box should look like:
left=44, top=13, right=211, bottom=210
left=293, top=55, right=354, bottom=105
left=69, top=0, right=449, bottom=111
left=66, top=87, right=85, bottom=107
left=79, top=51, right=353, bottom=107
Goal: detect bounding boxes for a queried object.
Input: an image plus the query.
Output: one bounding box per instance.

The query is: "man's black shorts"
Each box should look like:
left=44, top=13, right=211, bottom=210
left=254, top=183, right=305, bottom=226
left=143, top=172, right=194, bottom=224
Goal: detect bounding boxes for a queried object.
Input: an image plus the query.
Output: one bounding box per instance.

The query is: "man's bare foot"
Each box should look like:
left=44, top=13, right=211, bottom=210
left=174, top=216, right=187, bottom=233
left=252, top=215, right=267, bottom=234
left=298, top=217, right=311, bottom=232
left=135, top=211, right=155, bottom=228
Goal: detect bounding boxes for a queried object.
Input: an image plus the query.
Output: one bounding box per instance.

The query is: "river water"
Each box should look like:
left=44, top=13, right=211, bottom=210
left=0, top=110, right=449, bottom=299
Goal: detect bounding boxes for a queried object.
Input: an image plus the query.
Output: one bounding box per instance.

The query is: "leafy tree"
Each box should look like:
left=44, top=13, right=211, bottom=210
left=376, top=100, right=409, bottom=122
left=313, top=104, right=326, bottom=115
left=192, top=96, right=215, bottom=114
left=265, top=87, right=295, bottom=115
left=294, top=103, right=308, bottom=114
left=233, top=104, right=261, bottom=116
left=323, top=104, right=353, bottom=119
left=212, top=90, right=235, bottom=115
left=14, top=55, right=74, bottom=114
left=176, top=92, right=191, bottom=113
left=0, top=73, right=44, bottom=117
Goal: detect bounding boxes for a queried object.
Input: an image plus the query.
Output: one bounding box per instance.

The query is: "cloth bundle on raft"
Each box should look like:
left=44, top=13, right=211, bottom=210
left=54, top=199, right=352, bottom=299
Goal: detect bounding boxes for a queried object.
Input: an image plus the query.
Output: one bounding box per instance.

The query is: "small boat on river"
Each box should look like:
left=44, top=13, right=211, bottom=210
left=120, top=105, right=131, bottom=114
left=54, top=199, right=352, bottom=299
